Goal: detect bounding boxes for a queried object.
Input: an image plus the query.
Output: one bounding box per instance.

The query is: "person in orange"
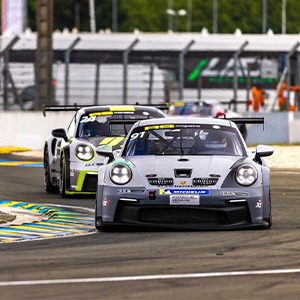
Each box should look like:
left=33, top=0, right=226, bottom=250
left=277, top=82, right=299, bottom=111
left=250, top=83, right=265, bottom=112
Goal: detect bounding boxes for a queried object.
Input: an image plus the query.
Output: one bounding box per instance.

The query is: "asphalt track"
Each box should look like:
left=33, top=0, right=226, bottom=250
left=0, top=153, right=299, bottom=300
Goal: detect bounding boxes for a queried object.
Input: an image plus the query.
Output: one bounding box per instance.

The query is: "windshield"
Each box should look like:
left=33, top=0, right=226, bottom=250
left=77, top=110, right=163, bottom=138
left=77, top=116, right=132, bottom=138
left=123, top=124, right=246, bottom=156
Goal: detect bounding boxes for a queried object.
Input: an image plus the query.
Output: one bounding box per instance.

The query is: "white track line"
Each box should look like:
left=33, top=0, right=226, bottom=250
left=0, top=269, right=299, bottom=286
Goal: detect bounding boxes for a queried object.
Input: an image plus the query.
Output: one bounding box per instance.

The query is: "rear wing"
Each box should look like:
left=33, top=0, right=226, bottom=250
left=42, top=104, right=82, bottom=116
left=43, top=103, right=169, bottom=117
left=224, top=116, right=264, bottom=129
left=225, top=117, right=264, bottom=124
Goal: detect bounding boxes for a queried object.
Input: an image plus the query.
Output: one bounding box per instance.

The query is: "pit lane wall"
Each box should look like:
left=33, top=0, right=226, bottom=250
left=0, top=111, right=299, bottom=149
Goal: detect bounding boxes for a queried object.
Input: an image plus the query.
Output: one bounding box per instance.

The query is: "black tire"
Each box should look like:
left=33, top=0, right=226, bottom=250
left=59, top=156, right=68, bottom=198
left=267, top=209, right=273, bottom=229
left=263, top=192, right=272, bottom=229
left=95, top=201, right=101, bottom=231
left=44, top=147, right=59, bottom=194
left=95, top=202, right=111, bottom=232
left=95, top=217, right=111, bottom=232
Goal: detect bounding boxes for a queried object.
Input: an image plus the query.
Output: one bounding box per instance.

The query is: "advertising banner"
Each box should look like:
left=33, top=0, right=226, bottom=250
left=2, top=0, right=27, bottom=34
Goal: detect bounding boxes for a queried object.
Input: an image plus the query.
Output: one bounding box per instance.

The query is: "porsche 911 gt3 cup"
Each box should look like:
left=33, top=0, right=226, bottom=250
left=43, top=104, right=166, bottom=197
left=95, top=116, right=273, bottom=230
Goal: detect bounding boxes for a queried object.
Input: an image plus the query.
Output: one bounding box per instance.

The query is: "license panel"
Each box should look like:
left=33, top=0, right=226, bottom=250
left=170, top=195, right=200, bottom=205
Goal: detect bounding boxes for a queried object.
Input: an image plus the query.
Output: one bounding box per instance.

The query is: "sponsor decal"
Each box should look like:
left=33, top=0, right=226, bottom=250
left=193, top=178, right=218, bottom=186
left=89, top=111, right=113, bottom=117
left=170, top=195, right=200, bottom=205
left=159, top=188, right=209, bottom=195
left=221, top=191, right=249, bottom=197
left=148, top=178, right=173, bottom=186
left=109, top=106, right=135, bottom=112
left=103, top=198, right=111, bottom=207
left=255, top=199, right=263, bottom=208
left=117, top=189, right=146, bottom=194
left=144, top=124, right=175, bottom=131
left=85, top=163, right=103, bottom=167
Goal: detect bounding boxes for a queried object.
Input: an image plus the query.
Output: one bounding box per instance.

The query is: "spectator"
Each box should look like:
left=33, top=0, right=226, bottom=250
left=250, top=83, right=267, bottom=112
left=277, top=82, right=299, bottom=111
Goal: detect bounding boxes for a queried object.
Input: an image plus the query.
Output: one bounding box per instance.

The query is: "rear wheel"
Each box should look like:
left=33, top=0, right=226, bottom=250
left=44, top=147, right=58, bottom=193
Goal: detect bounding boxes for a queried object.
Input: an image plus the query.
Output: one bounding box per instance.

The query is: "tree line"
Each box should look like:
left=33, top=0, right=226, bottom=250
left=23, top=0, right=300, bottom=34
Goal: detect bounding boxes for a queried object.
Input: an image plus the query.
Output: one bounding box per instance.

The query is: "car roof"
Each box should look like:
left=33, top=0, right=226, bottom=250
left=133, top=116, right=235, bottom=128
left=171, top=99, right=221, bottom=106
left=78, top=105, right=166, bottom=116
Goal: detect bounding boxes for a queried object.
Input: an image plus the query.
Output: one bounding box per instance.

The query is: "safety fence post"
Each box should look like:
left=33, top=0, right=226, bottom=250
left=64, top=37, right=81, bottom=105
left=178, top=39, right=195, bottom=100
left=123, top=38, right=139, bottom=105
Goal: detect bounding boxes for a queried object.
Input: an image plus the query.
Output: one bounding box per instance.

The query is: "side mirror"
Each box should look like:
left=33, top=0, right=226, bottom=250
left=52, top=128, right=68, bottom=142
left=96, top=145, right=114, bottom=162
left=255, top=145, right=274, bottom=161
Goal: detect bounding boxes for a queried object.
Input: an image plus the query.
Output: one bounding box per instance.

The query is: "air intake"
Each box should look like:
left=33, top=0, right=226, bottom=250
left=174, top=169, right=192, bottom=178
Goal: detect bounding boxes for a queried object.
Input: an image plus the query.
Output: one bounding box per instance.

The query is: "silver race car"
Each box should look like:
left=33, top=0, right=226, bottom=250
left=43, top=104, right=166, bottom=197
left=95, top=116, right=273, bottom=230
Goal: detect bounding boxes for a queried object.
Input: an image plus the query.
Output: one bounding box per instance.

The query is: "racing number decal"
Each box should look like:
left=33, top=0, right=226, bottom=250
left=130, top=132, right=145, bottom=140
left=80, top=116, right=96, bottom=123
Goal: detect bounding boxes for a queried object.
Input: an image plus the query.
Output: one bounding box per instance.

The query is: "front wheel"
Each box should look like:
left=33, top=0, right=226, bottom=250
left=264, top=209, right=272, bottom=229
left=59, top=156, right=68, bottom=198
left=44, top=147, right=59, bottom=194
left=263, top=192, right=272, bottom=229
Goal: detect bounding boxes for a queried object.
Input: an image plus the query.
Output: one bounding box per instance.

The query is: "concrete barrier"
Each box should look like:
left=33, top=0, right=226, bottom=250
left=244, top=112, right=291, bottom=145
left=0, top=111, right=299, bottom=149
left=0, top=111, right=74, bottom=149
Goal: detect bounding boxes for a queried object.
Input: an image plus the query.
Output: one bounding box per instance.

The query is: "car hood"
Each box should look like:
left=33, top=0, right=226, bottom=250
left=126, top=155, right=244, bottom=180
left=79, top=136, right=125, bottom=149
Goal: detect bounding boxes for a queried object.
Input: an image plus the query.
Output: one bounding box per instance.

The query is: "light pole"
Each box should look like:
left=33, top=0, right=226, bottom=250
left=89, top=0, right=96, bottom=33
left=187, top=0, right=192, bottom=32
left=167, top=0, right=174, bottom=32
left=112, top=0, right=118, bottom=32
left=282, top=0, right=286, bottom=34
left=262, top=0, right=267, bottom=33
left=166, top=8, right=187, bottom=32
left=213, top=0, right=218, bottom=33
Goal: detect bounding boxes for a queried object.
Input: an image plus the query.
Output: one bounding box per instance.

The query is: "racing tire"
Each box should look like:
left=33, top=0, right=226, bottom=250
left=44, top=147, right=59, bottom=194
left=95, top=203, right=112, bottom=232
left=263, top=192, right=272, bottom=229
left=95, top=217, right=112, bottom=232
left=59, top=156, right=68, bottom=198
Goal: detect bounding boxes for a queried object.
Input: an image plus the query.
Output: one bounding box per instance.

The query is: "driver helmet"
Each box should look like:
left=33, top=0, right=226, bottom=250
left=204, top=131, right=227, bottom=149
left=83, top=121, right=103, bottom=137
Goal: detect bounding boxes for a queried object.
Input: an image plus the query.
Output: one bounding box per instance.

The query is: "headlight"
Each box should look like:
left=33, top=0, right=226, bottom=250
left=75, top=144, right=94, bottom=161
left=235, top=164, right=257, bottom=186
left=110, top=163, right=132, bottom=185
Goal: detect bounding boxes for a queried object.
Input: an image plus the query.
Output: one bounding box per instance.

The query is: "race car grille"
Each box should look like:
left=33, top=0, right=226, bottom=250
left=137, top=208, right=228, bottom=224
left=82, top=174, right=97, bottom=192
left=193, top=178, right=219, bottom=186
left=148, top=178, right=173, bottom=186
left=115, top=204, right=251, bottom=227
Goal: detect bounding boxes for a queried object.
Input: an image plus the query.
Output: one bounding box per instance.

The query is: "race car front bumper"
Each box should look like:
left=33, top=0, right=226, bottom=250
left=98, top=186, right=269, bottom=229
left=68, top=170, right=98, bottom=194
